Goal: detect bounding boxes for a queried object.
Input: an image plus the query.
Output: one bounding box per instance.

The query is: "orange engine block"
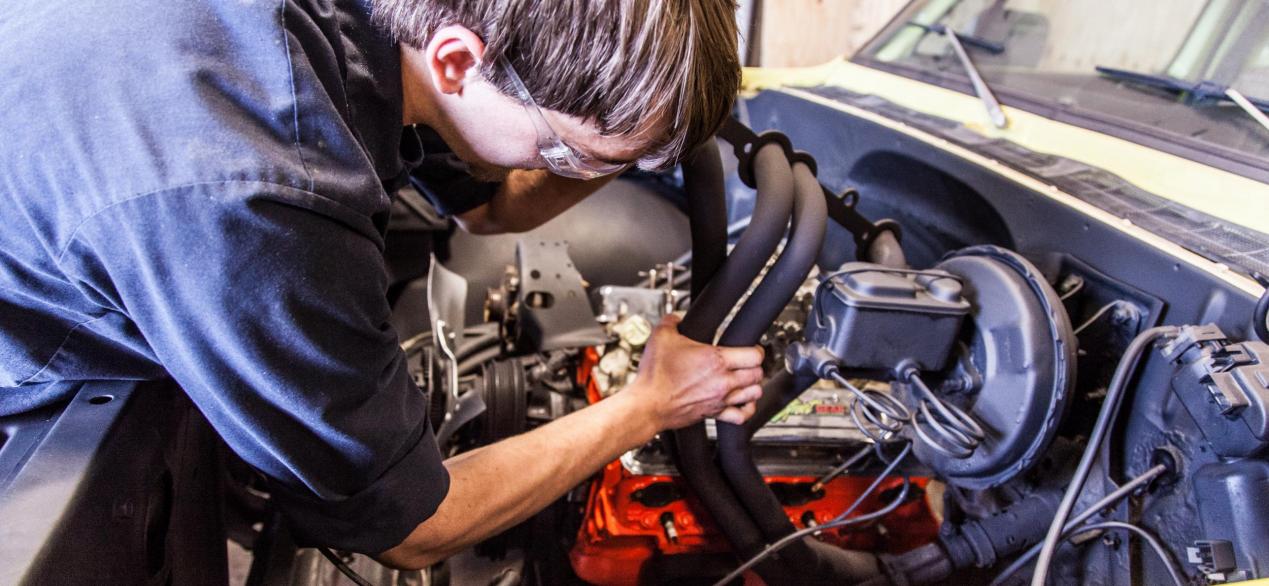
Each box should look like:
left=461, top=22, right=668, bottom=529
left=569, top=350, right=941, bottom=585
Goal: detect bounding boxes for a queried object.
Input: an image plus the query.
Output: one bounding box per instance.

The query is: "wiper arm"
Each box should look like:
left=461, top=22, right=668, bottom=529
left=1095, top=66, right=1269, bottom=134
left=923, top=25, right=1009, bottom=128
left=900, top=18, right=1009, bottom=128
left=1227, top=88, right=1269, bottom=135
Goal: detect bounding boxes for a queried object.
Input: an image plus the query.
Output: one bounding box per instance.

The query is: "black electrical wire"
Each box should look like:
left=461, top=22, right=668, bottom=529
left=401, top=323, right=501, bottom=357
left=455, top=330, right=501, bottom=359
left=710, top=447, right=913, bottom=586
left=317, top=546, right=374, bottom=586
left=458, top=345, right=502, bottom=375
left=1031, top=325, right=1177, bottom=586
left=989, top=463, right=1167, bottom=586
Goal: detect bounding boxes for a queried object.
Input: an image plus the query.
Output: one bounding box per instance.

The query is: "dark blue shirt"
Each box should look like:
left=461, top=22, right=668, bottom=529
left=0, top=0, right=466, bottom=553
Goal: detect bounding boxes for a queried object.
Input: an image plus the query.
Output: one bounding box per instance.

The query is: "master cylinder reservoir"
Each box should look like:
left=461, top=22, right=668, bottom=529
left=804, top=263, right=970, bottom=372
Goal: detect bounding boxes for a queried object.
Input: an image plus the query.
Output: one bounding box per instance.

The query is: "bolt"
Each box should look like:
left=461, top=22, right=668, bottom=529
left=660, top=512, right=679, bottom=544
left=1111, top=303, right=1141, bottom=326
left=1102, top=532, right=1121, bottom=549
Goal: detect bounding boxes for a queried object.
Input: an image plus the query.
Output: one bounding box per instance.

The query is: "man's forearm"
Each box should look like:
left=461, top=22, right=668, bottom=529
left=378, top=388, right=655, bottom=569
left=454, top=169, right=616, bottom=234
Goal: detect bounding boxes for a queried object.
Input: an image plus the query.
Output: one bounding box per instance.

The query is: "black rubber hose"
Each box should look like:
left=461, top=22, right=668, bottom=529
left=717, top=163, right=856, bottom=581
left=716, top=163, right=827, bottom=346
left=676, top=143, right=795, bottom=341
left=670, top=141, right=797, bottom=581
left=681, top=139, right=728, bottom=300
left=1253, top=282, right=1269, bottom=343
left=456, top=330, right=501, bottom=361
left=742, top=370, right=814, bottom=439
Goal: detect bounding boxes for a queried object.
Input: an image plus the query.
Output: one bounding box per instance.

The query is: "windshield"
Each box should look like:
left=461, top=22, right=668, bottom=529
left=861, top=0, right=1269, bottom=174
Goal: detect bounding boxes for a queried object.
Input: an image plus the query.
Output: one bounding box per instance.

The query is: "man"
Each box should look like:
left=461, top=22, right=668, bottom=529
left=0, top=0, right=758, bottom=570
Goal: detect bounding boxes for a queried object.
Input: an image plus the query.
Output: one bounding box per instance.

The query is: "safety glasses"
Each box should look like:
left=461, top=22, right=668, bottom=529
left=497, top=58, right=629, bottom=180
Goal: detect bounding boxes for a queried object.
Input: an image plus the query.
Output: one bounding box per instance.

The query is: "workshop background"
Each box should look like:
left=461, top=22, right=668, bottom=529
left=6, top=0, right=1268, bottom=584
left=743, top=0, right=1205, bottom=70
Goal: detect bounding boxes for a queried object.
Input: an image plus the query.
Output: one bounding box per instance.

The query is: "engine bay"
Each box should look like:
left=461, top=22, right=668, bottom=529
left=379, top=111, right=1269, bottom=586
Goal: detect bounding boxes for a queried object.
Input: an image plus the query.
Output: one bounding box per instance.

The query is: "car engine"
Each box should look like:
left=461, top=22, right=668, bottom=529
left=370, top=116, right=1269, bottom=586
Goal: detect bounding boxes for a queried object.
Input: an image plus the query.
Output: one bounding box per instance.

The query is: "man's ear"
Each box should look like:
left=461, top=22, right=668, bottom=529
left=423, top=24, right=486, bottom=95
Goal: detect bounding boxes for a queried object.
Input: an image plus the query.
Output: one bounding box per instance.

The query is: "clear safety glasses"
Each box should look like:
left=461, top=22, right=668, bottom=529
left=497, top=58, right=629, bottom=180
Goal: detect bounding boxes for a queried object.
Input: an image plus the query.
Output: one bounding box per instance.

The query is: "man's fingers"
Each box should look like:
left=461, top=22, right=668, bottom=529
left=658, top=313, right=683, bottom=328
left=719, top=345, right=764, bottom=369
left=725, top=384, right=763, bottom=406
left=716, top=401, right=757, bottom=425
left=727, top=367, right=764, bottom=391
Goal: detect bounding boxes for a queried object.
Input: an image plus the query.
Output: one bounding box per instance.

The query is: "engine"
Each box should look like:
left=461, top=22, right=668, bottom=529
left=399, top=118, right=1269, bottom=586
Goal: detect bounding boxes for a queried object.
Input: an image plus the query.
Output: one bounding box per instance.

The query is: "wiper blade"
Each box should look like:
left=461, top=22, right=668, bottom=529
left=1095, top=66, right=1269, bottom=134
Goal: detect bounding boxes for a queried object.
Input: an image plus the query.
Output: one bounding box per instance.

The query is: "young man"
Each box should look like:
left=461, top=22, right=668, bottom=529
left=0, top=0, right=755, bottom=569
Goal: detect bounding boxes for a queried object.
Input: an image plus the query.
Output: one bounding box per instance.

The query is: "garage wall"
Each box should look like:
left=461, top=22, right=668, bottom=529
left=752, top=0, right=909, bottom=67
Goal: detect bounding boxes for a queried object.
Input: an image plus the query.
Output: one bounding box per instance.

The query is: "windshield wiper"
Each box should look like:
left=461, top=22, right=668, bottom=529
left=1095, top=66, right=1269, bottom=134
left=921, top=24, right=1009, bottom=128
left=910, top=23, right=1005, bottom=55
left=905, top=21, right=1009, bottom=128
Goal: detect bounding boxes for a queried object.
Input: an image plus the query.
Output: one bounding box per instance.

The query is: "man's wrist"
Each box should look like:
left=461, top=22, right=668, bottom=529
left=604, top=385, right=661, bottom=447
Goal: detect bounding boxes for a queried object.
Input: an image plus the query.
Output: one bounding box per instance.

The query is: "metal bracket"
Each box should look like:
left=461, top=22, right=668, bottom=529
left=716, top=117, right=902, bottom=259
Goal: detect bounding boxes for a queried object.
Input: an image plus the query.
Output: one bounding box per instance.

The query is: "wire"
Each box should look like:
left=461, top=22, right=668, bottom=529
left=1030, top=324, right=1176, bottom=586
left=811, top=444, right=873, bottom=492
left=1072, top=522, right=1186, bottom=586
left=317, top=547, right=375, bottom=586
left=989, top=463, right=1166, bottom=586
left=830, top=443, right=912, bottom=524
left=991, top=519, right=1185, bottom=586
left=828, top=370, right=910, bottom=443
left=906, top=371, right=984, bottom=459
left=710, top=463, right=914, bottom=586
left=1071, top=301, right=1122, bottom=336
left=1058, top=277, right=1085, bottom=301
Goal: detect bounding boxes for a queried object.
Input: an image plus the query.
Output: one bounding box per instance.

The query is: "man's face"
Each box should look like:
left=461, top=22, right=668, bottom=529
left=435, top=68, right=658, bottom=181
left=402, top=27, right=667, bottom=182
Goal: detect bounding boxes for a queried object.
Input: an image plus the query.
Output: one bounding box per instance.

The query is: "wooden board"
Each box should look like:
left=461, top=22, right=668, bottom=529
left=755, top=0, right=910, bottom=67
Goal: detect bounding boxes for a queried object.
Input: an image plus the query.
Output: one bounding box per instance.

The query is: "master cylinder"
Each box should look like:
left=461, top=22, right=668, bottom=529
left=797, top=263, right=970, bottom=373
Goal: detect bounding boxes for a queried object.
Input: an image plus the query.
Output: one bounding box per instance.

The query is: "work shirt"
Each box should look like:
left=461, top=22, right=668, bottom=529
left=0, top=0, right=488, bottom=553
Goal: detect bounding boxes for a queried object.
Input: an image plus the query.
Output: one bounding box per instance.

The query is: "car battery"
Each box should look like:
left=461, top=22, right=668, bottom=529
left=804, top=263, right=971, bottom=372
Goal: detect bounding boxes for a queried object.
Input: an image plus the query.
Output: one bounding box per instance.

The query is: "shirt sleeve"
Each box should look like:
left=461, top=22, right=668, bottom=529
left=61, top=180, right=449, bottom=554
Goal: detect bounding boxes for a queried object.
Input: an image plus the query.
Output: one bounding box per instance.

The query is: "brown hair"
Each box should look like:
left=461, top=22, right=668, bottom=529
left=372, top=0, right=741, bottom=170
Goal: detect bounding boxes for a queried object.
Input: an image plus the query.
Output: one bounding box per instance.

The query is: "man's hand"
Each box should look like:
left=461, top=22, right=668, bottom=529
left=625, top=314, right=765, bottom=429
left=377, top=317, right=766, bottom=570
